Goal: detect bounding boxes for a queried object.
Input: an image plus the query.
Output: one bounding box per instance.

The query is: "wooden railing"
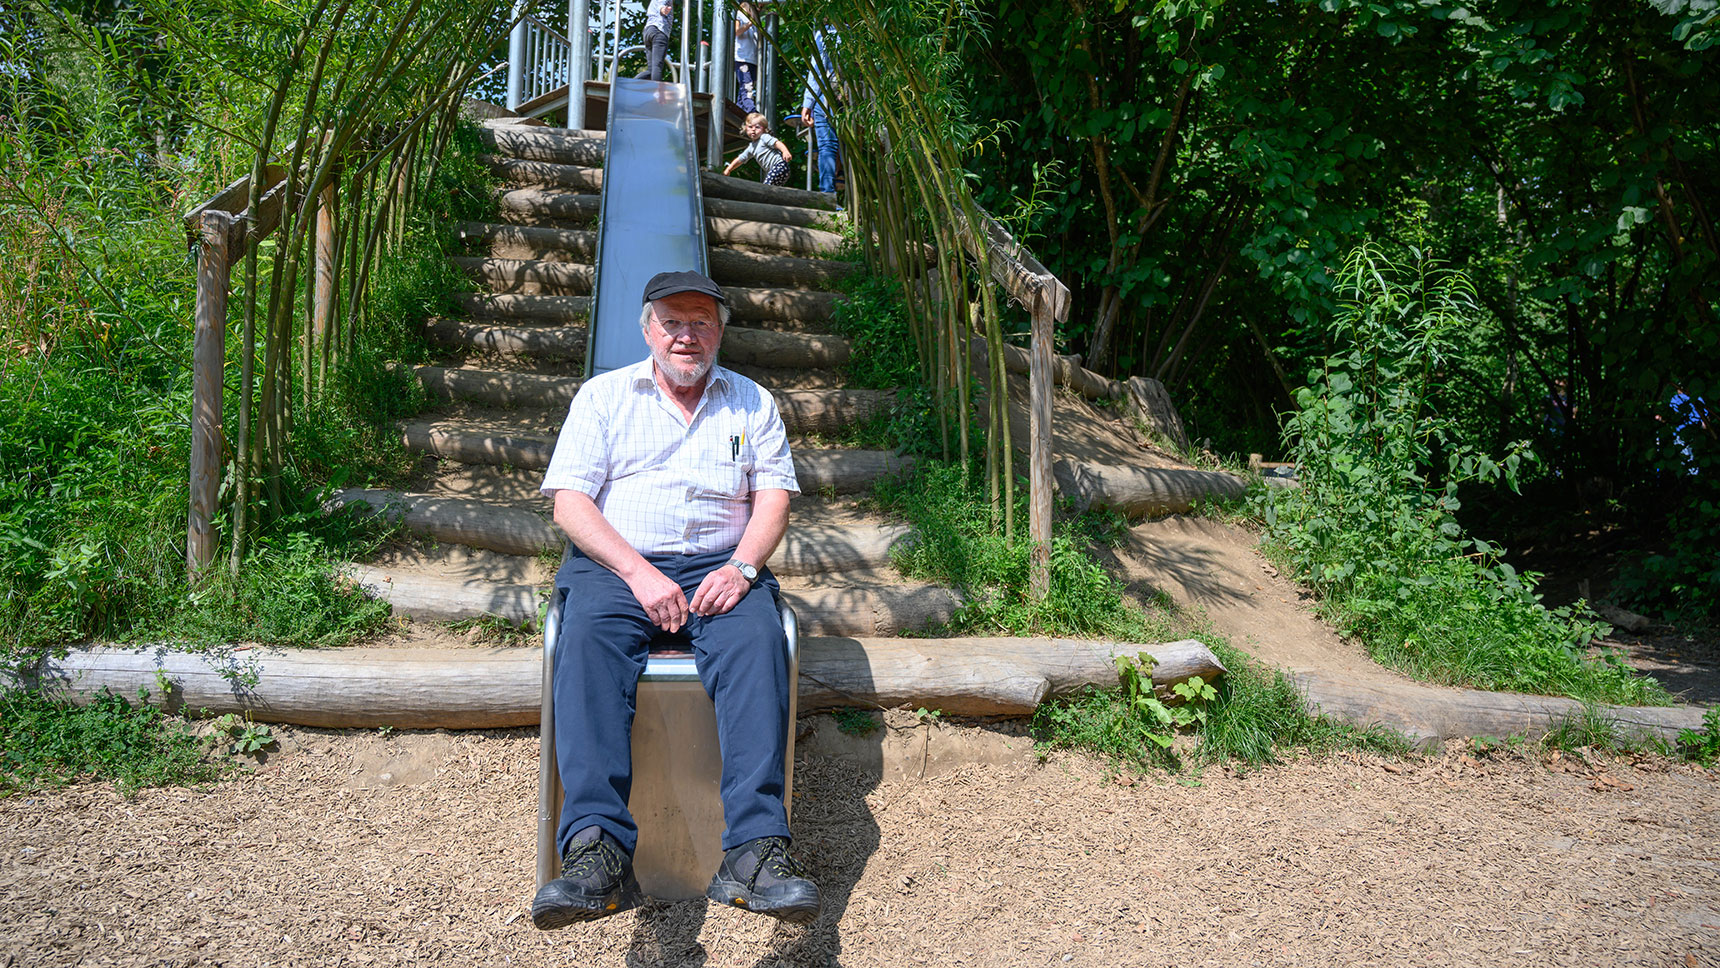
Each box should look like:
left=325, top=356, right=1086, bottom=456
left=180, top=103, right=473, bottom=575
left=961, top=207, right=1073, bottom=599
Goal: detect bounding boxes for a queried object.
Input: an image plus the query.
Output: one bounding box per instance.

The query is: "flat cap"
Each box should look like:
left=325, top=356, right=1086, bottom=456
left=642, top=269, right=726, bottom=304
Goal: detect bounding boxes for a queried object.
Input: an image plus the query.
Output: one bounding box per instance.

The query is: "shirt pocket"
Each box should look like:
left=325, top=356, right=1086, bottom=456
left=694, top=437, right=752, bottom=500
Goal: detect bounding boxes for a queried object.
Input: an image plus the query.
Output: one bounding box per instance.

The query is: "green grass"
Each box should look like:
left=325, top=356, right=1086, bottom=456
left=0, top=688, right=227, bottom=795
left=875, top=460, right=1157, bottom=639
left=1033, top=623, right=1416, bottom=773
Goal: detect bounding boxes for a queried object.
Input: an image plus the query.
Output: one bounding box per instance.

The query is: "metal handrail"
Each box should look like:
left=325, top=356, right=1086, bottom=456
left=520, top=15, right=574, bottom=107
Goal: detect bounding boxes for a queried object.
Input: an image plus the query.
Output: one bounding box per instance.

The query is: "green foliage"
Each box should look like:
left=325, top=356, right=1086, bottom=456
left=831, top=708, right=881, bottom=736
left=1614, top=438, right=1720, bottom=625
left=0, top=12, right=499, bottom=655
left=960, top=1, right=1718, bottom=618
left=1256, top=243, right=1667, bottom=706
left=207, top=713, right=277, bottom=756
left=1194, top=639, right=1414, bottom=767
left=1540, top=706, right=1629, bottom=754
left=141, top=531, right=394, bottom=649
left=1034, top=650, right=1210, bottom=770
left=877, top=461, right=1154, bottom=638
left=1677, top=708, right=1720, bottom=766
left=831, top=273, right=919, bottom=390
left=0, top=688, right=225, bottom=795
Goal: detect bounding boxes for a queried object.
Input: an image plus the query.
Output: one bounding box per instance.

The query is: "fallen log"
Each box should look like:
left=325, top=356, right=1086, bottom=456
left=1292, top=670, right=1710, bottom=746
left=16, top=637, right=1224, bottom=727
left=1053, top=459, right=1248, bottom=518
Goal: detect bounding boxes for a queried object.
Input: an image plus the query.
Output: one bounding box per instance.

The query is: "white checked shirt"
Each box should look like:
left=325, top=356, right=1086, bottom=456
left=540, top=359, right=799, bottom=556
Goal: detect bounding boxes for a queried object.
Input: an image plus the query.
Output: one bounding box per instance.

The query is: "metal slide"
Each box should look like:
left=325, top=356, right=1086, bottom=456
left=584, top=77, right=711, bottom=377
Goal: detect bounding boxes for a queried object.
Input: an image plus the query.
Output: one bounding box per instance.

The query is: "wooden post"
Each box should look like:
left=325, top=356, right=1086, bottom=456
left=1029, top=288, right=1054, bottom=601
left=188, top=211, right=235, bottom=577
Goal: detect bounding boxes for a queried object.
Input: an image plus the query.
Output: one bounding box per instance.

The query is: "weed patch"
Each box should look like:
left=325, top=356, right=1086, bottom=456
left=0, top=688, right=226, bottom=795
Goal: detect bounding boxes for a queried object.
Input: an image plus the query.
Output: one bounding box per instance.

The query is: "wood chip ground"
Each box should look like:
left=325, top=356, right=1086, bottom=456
left=3, top=721, right=1717, bottom=967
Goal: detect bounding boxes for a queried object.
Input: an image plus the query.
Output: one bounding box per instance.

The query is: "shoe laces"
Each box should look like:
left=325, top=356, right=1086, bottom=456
left=561, top=837, right=625, bottom=881
left=740, top=836, right=805, bottom=888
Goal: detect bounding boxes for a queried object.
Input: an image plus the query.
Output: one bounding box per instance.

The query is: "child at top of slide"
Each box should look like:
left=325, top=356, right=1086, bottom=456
left=637, top=3, right=673, bottom=81
left=723, top=112, right=793, bottom=186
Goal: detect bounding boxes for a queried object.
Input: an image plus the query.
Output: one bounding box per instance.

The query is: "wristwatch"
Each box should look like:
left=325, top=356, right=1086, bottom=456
left=727, top=558, right=759, bottom=583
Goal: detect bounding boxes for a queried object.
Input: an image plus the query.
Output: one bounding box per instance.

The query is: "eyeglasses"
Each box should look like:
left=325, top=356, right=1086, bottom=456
left=654, top=316, right=720, bottom=338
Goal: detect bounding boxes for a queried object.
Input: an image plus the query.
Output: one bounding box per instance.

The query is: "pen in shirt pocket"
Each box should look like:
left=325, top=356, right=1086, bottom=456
left=729, top=434, right=741, bottom=461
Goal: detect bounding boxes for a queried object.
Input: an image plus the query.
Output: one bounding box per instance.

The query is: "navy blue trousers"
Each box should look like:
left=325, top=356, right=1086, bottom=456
left=553, top=547, right=790, bottom=857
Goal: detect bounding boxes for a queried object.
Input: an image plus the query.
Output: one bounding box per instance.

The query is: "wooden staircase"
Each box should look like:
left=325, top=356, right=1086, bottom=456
left=336, top=119, right=962, bottom=639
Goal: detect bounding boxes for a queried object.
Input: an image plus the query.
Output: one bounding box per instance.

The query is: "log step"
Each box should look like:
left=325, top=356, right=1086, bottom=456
left=414, top=365, right=580, bottom=408
left=709, top=246, right=858, bottom=289
left=23, top=637, right=1227, bottom=726
left=459, top=221, right=857, bottom=287
left=331, top=489, right=913, bottom=574
left=476, top=125, right=606, bottom=166
left=482, top=152, right=841, bottom=213
left=1052, top=460, right=1250, bottom=518
left=450, top=257, right=594, bottom=296
left=343, top=565, right=958, bottom=637
left=428, top=317, right=850, bottom=369
left=448, top=256, right=841, bottom=327
left=452, top=292, right=588, bottom=322
left=455, top=221, right=596, bottom=263
left=399, top=417, right=909, bottom=492
left=705, top=216, right=846, bottom=259
left=414, top=366, right=890, bottom=432
left=495, top=190, right=844, bottom=257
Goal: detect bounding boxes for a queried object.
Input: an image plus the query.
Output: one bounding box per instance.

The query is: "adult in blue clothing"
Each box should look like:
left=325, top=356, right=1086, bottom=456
left=531, top=270, right=820, bottom=929
left=798, top=23, right=841, bottom=195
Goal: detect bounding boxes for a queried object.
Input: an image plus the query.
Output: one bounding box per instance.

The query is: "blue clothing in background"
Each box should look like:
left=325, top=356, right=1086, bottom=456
left=800, top=26, right=841, bottom=194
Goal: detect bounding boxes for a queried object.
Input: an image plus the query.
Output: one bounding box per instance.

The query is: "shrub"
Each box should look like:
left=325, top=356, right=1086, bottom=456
left=1254, top=242, right=1665, bottom=706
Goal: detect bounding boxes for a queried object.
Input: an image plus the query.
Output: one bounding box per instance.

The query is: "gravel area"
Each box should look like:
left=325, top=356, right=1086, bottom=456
left=2, top=719, right=1717, bottom=967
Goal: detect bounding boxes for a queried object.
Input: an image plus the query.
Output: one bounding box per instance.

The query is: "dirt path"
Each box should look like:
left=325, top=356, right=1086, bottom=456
left=3, top=722, right=1716, bottom=968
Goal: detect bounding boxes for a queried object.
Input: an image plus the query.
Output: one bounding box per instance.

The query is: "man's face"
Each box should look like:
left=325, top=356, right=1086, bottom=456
left=646, top=291, right=723, bottom=388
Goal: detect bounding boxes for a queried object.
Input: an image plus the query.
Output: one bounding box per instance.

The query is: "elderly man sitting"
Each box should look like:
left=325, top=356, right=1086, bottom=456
left=530, top=270, right=819, bottom=929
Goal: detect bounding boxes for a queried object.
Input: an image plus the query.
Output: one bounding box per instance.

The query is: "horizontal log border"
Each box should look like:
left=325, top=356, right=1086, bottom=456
left=16, top=638, right=1227, bottom=726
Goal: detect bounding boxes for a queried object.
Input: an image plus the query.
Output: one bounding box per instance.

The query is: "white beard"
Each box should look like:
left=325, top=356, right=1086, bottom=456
left=652, top=343, right=714, bottom=388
